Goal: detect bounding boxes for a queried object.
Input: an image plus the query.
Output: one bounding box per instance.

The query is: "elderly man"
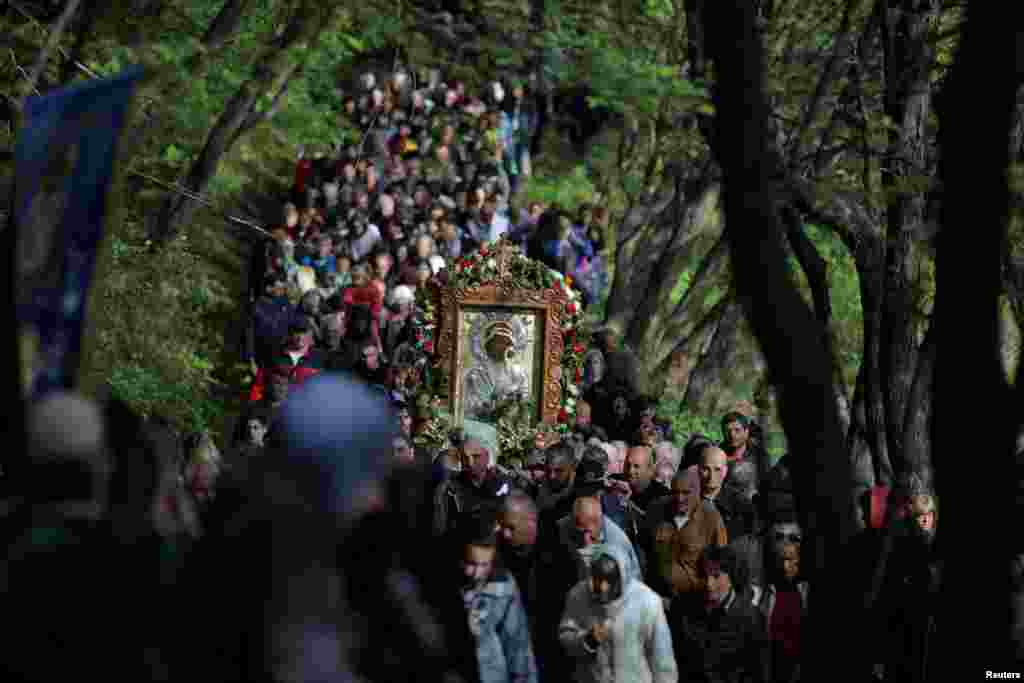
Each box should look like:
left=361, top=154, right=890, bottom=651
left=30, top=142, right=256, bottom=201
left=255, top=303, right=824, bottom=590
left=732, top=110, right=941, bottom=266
left=381, top=285, right=416, bottom=359
left=559, top=546, right=678, bottom=683
left=642, top=468, right=727, bottom=608
left=699, top=445, right=757, bottom=540
left=552, top=496, right=642, bottom=593
left=433, top=437, right=510, bottom=537
left=615, top=445, right=671, bottom=512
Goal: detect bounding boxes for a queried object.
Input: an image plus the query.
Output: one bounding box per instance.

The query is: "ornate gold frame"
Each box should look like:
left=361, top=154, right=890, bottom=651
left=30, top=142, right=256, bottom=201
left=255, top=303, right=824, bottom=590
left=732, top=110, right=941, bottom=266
left=432, top=244, right=568, bottom=426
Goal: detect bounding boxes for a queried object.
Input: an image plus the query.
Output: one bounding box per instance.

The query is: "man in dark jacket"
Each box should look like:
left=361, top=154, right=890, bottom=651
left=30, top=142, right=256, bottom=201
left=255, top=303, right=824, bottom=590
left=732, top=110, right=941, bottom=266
left=720, top=411, right=771, bottom=493
left=246, top=277, right=304, bottom=369
left=669, top=544, right=771, bottom=683
left=497, top=492, right=541, bottom=624
left=433, top=436, right=511, bottom=538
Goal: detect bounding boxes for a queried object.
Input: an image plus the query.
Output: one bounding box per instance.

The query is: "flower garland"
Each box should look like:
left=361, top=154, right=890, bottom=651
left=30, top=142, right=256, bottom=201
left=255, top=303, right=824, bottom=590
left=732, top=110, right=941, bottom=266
left=412, top=242, right=591, bottom=462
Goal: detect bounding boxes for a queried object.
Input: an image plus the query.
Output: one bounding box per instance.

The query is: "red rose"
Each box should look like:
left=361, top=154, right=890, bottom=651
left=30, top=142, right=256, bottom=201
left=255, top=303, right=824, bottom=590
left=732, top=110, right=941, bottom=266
left=424, top=340, right=434, bottom=353
left=558, top=408, right=569, bottom=423
left=573, top=343, right=585, bottom=354
left=480, top=246, right=490, bottom=256
left=567, top=302, right=578, bottom=314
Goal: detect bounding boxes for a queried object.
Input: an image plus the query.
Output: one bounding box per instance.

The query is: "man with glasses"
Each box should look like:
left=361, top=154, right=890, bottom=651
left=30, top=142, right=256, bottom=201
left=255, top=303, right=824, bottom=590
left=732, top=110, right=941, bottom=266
left=728, top=508, right=804, bottom=602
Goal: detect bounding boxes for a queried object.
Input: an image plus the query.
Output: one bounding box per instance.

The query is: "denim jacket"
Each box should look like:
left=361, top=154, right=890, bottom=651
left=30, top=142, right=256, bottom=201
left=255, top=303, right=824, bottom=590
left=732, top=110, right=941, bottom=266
left=464, top=571, right=539, bottom=683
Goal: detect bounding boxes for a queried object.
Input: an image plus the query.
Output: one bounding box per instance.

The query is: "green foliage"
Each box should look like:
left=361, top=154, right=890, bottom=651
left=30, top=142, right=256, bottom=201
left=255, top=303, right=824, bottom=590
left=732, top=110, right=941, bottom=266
left=660, top=400, right=722, bottom=448
left=524, top=164, right=596, bottom=211
left=546, top=18, right=712, bottom=119
left=109, top=363, right=225, bottom=432
left=85, top=204, right=250, bottom=438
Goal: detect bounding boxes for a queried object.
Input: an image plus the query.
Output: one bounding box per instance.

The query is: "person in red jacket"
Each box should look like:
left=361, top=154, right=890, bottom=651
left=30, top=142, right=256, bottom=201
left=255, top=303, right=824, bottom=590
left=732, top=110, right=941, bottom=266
left=294, top=147, right=313, bottom=204
left=249, top=319, right=324, bottom=402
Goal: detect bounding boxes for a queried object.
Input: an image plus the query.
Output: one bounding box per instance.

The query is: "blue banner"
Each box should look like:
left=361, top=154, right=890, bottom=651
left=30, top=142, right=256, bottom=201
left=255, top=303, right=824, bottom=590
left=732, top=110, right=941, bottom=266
left=13, top=67, right=142, bottom=399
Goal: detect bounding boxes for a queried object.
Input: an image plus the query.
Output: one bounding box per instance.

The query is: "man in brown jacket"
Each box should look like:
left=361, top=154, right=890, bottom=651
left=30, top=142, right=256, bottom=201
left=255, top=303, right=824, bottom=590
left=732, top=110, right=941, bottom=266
left=641, top=466, right=728, bottom=611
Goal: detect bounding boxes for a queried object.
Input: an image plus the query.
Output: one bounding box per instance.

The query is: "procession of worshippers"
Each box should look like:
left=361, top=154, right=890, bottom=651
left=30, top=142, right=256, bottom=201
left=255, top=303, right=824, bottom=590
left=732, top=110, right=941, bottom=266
left=205, top=65, right=939, bottom=683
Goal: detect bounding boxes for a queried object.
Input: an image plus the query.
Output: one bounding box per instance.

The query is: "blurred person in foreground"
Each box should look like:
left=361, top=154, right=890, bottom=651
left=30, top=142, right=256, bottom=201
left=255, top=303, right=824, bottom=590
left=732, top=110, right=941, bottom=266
left=172, top=373, right=481, bottom=682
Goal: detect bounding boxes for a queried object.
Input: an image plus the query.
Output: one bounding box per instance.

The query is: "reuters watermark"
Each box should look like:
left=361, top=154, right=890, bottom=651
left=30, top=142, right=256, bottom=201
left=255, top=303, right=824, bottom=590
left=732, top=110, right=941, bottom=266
left=986, top=673, right=1022, bottom=680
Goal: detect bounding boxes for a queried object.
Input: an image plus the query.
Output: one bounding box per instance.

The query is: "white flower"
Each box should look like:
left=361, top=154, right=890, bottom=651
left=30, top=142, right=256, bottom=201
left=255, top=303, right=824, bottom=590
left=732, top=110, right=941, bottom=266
left=487, top=258, right=497, bottom=270
left=567, top=384, right=580, bottom=397
left=566, top=397, right=576, bottom=408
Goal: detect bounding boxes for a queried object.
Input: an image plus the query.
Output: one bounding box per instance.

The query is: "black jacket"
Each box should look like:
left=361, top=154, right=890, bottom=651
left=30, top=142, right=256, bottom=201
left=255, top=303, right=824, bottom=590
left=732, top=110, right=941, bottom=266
left=670, top=589, right=772, bottom=683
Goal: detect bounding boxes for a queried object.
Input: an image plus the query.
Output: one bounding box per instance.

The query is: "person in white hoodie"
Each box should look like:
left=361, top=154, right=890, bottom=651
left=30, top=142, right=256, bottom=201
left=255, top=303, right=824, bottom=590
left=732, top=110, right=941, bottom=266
left=558, top=545, right=678, bottom=683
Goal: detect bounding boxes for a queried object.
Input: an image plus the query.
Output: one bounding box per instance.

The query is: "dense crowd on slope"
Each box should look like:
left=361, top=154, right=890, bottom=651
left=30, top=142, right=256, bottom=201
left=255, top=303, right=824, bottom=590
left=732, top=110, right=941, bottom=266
left=0, top=64, right=943, bottom=683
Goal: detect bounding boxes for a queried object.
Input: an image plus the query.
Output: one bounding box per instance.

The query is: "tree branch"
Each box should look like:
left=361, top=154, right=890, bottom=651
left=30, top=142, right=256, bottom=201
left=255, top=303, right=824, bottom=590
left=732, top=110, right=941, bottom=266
left=783, top=207, right=831, bottom=325
left=19, top=0, right=82, bottom=107
left=785, top=175, right=881, bottom=255
left=659, top=290, right=734, bottom=368
left=237, top=61, right=301, bottom=136
left=785, top=0, right=867, bottom=169
left=616, top=162, right=684, bottom=246
left=202, top=0, right=256, bottom=50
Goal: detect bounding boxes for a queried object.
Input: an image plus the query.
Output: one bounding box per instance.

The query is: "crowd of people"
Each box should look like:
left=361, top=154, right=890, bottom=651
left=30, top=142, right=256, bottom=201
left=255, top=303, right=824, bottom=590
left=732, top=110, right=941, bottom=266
left=241, top=63, right=614, bottom=449
left=0, top=64, right=945, bottom=683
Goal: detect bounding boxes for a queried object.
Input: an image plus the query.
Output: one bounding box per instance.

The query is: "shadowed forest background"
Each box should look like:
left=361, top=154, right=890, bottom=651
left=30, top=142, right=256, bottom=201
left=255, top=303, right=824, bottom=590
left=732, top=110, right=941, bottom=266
left=2, top=0, right=1024, bottom=674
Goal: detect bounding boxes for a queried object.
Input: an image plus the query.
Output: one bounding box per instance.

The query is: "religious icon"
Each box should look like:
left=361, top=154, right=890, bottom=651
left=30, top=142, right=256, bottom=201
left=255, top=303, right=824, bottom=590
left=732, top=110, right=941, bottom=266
left=459, top=310, right=538, bottom=424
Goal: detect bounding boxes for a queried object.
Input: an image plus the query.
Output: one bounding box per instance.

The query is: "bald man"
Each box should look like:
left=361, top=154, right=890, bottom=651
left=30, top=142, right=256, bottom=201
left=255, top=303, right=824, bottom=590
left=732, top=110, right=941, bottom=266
left=700, top=445, right=757, bottom=540
left=614, top=444, right=671, bottom=512
left=641, top=468, right=728, bottom=606
left=699, top=446, right=729, bottom=501
left=499, top=493, right=541, bottom=621
left=557, top=497, right=642, bottom=586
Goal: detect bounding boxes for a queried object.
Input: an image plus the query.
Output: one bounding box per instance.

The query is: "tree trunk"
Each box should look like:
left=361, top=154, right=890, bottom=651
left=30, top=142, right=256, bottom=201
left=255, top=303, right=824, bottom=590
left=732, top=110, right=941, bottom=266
left=683, top=0, right=707, bottom=81
left=604, top=166, right=728, bottom=393
left=932, top=0, right=1020, bottom=672
left=878, top=0, right=938, bottom=475
left=148, top=1, right=334, bottom=245
left=703, top=4, right=854, bottom=680
left=856, top=236, right=893, bottom=486
left=680, top=298, right=751, bottom=413
left=203, top=0, right=256, bottom=50
left=120, top=0, right=262, bottom=158
left=902, top=322, right=935, bottom=487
